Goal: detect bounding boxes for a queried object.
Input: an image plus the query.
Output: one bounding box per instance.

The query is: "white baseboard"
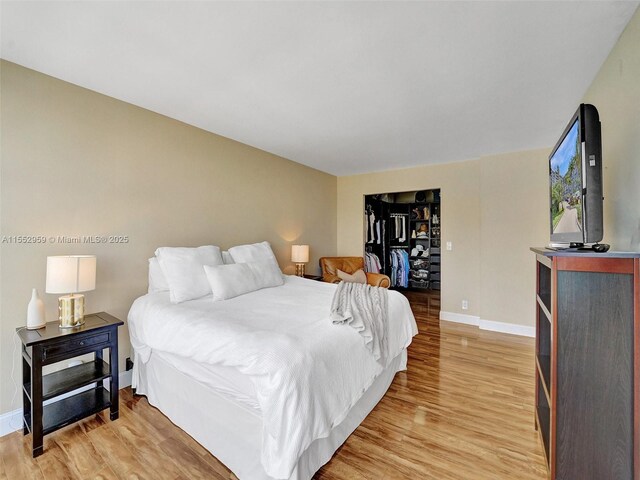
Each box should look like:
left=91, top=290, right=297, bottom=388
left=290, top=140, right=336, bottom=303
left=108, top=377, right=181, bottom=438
left=479, top=319, right=535, bottom=337
left=439, top=311, right=480, bottom=326
left=119, top=369, right=133, bottom=389
left=440, top=310, right=535, bottom=338
left=0, top=408, right=21, bottom=438
left=0, top=370, right=133, bottom=438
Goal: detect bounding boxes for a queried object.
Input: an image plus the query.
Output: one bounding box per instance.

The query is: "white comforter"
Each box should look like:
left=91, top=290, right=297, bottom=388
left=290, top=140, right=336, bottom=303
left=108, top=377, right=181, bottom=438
left=128, top=275, right=417, bottom=479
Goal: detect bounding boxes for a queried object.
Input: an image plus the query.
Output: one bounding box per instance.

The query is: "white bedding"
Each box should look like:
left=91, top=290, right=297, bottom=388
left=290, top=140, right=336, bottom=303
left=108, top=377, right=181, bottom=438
left=128, top=275, right=417, bottom=479
left=153, top=350, right=260, bottom=412
left=136, top=348, right=407, bottom=480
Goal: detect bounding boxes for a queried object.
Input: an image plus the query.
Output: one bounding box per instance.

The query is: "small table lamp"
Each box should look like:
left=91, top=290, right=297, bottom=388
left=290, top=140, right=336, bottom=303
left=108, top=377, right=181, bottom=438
left=291, top=245, right=309, bottom=277
left=46, top=255, right=96, bottom=328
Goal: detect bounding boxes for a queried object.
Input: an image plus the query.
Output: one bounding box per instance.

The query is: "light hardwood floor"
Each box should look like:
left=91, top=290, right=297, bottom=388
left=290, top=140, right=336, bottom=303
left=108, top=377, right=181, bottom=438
left=1, top=291, right=547, bottom=479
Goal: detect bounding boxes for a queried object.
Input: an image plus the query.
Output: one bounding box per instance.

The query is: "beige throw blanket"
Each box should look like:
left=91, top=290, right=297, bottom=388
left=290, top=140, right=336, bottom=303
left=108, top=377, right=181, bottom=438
left=330, top=281, right=389, bottom=365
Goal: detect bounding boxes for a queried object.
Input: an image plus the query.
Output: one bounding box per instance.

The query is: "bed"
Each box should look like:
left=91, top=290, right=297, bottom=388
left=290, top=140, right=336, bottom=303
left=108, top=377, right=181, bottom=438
left=128, top=247, right=418, bottom=480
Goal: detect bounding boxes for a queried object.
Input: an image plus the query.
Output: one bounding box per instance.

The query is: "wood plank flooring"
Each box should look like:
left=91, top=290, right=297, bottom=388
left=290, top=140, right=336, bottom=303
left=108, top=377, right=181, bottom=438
left=1, top=290, right=547, bottom=479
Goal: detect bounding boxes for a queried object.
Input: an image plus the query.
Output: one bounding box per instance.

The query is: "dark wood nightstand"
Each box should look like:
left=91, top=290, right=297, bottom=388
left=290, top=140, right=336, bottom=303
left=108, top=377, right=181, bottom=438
left=303, top=274, right=323, bottom=281
left=17, top=312, right=123, bottom=457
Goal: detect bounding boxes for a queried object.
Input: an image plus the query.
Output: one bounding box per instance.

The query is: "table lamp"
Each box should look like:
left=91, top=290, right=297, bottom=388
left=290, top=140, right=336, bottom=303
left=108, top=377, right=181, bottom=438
left=46, top=255, right=96, bottom=328
left=291, top=245, right=309, bottom=277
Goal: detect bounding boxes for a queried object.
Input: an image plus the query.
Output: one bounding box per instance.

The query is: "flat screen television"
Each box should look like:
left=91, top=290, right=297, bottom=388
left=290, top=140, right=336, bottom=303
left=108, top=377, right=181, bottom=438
left=549, top=103, right=603, bottom=245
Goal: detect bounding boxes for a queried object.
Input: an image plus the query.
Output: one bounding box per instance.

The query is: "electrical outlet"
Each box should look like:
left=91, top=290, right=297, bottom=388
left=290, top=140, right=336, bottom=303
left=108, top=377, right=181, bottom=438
left=446, top=241, right=453, bottom=251
left=462, top=300, right=468, bottom=310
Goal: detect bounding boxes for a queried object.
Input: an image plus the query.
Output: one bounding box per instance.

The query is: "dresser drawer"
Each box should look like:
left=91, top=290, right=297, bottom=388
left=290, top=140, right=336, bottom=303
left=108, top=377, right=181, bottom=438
left=42, top=332, right=110, bottom=362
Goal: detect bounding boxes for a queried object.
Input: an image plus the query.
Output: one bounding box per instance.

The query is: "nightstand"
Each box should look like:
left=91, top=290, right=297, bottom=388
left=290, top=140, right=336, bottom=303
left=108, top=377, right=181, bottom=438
left=303, top=274, right=323, bottom=281
left=17, top=312, right=124, bottom=457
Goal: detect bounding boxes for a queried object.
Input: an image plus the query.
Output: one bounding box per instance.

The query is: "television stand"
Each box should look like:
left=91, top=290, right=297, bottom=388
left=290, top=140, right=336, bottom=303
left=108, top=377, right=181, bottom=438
left=546, top=243, right=610, bottom=253
left=531, top=247, right=639, bottom=478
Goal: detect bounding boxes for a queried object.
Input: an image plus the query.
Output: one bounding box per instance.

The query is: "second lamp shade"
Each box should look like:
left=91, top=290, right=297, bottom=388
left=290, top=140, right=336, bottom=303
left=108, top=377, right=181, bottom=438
left=291, top=245, right=309, bottom=263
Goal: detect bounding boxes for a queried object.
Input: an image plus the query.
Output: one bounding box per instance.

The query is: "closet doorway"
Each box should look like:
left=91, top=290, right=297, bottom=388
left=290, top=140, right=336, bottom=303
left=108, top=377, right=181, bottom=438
left=364, top=189, right=441, bottom=301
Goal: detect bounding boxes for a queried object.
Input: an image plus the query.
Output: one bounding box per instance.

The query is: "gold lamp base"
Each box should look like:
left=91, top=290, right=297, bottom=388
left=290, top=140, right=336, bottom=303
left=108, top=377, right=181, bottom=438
left=58, top=294, right=85, bottom=328
left=295, top=263, right=306, bottom=277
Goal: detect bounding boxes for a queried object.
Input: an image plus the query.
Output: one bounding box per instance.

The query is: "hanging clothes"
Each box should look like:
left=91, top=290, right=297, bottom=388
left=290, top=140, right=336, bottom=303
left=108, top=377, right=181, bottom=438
left=399, top=249, right=411, bottom=287
left=388, top=249, right=409, bottom=288
left=364, top=252, right=382, bottom=274
left=390, top=214, right=408, bottom=242
left=398, top=216, right=406, bottom=242
left=381, top=219, right=387, bottom=273
left=365, top=207, right=376, bottom=244
left=390, top=250, right=397, bottom=287
left=403, top=250, right=409, bottom=286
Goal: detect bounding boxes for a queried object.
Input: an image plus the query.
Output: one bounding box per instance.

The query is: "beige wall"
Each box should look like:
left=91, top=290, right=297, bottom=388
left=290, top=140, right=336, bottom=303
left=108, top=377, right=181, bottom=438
left=338, top=160, right=483, bottom=319
left=479, top=150, right=549, bottom=327
left=338, top=150, right=549, bottom=327
left=583, top=7, right=640, bottom=251
left=0, top=61, right=337, bottom=416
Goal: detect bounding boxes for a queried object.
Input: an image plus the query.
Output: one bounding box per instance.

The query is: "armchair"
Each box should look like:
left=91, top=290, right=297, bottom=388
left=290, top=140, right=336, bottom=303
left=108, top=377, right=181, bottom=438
left=319, top=257, right=390, bottom=288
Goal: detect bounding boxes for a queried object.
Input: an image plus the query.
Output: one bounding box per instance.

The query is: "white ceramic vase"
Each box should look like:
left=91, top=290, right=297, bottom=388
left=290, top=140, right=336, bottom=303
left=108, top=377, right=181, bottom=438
left=27, top=288, right=46, bottom=330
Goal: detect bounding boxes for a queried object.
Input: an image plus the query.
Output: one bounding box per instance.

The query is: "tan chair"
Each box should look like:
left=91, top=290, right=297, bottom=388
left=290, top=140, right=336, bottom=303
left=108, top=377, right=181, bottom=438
left=319, top=257, right=390, bottom=288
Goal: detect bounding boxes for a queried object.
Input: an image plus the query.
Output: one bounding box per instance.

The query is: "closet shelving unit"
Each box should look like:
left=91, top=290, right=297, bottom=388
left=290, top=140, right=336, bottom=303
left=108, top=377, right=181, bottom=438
left=430, top=201, right=441, bottom=290
left=364, top=190, right=441, bottom=291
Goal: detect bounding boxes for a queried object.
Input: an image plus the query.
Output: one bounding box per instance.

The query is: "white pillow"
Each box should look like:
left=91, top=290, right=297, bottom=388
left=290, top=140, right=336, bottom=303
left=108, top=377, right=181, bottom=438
left=155, top=246, right=224, bottom=303
left=228, top=241, right=280, bottom=269
left=222, top=250, right=235, bottom=265
left=203, top=261, right=284, bottom=301
left=148, top=257, right=170, bottom=293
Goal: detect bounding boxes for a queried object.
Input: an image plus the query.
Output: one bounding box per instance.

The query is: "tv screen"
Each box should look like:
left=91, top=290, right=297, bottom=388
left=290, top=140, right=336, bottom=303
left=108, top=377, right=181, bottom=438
left=550, top=119, right=582, bottom=237
left=548, top=104, right=603, bottom=245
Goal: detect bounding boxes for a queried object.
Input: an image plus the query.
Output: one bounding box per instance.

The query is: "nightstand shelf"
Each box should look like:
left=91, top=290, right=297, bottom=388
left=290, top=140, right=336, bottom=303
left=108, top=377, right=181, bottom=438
left=23, top=359, right=111, bottom=402
left=17, top=312, right=123, bottom=457
left=24, top=387, right=111, bottom=436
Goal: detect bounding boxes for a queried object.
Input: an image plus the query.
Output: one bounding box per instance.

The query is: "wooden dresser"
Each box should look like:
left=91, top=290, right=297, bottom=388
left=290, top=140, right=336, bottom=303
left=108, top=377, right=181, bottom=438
left=531, top=248, right=639, bottom=479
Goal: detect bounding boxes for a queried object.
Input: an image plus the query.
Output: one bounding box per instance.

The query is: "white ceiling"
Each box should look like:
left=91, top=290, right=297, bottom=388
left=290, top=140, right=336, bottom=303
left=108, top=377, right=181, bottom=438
left=1, top=1, right=638, bottom=176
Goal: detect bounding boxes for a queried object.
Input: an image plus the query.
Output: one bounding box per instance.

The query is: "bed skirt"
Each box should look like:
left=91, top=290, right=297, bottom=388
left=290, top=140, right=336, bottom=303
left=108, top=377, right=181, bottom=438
left=134, top=349, right=408, bottom=480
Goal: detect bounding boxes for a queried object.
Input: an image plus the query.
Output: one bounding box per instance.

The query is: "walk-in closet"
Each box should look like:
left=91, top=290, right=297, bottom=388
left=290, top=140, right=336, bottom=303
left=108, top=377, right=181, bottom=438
left=364, top=189, right=441, bottom=292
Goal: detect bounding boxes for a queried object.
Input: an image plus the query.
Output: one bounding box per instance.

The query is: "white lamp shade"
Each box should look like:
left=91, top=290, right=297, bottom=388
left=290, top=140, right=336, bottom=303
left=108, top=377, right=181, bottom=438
left=46, top=255, right=96, bottom=294
left=291, top=245, right=309, bottom=263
